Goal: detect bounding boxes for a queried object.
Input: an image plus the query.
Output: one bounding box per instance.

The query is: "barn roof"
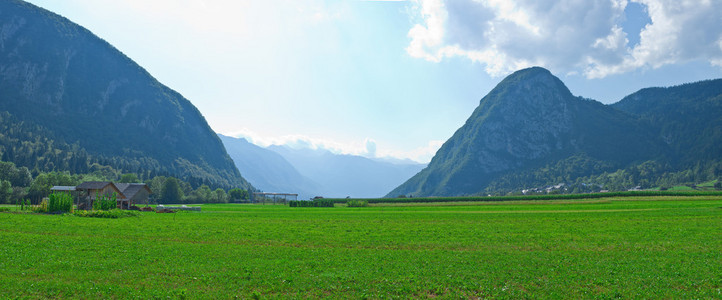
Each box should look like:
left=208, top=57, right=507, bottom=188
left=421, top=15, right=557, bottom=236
left=76, top=181, right=126, bottom=199
left=76, top=181, right=113, bottom=190
left=51, top=186, right=76, bottom=191
left=116, top=183, right=152, bottom=199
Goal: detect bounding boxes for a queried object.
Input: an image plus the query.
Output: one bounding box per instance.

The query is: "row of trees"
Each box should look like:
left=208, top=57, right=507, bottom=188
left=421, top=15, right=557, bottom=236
left=152, top=176, right=249, bottom=204
left=484, top=156, right=722, bottom=195
left=0, top=160, right=250, bottom=205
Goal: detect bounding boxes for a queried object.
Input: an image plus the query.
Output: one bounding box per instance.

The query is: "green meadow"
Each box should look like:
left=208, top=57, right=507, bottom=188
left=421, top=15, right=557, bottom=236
left=1, top=196, right=721, bottom=299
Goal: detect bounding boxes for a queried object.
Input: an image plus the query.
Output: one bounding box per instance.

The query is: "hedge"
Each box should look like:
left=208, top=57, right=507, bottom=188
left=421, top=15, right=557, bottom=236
left=323, top=190, right=722, bottom=204
left=289, top=199, right=335, bottom=207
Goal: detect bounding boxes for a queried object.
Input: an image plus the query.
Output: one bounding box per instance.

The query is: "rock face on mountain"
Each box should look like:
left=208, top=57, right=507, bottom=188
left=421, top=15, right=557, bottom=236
left=388, top=67, right=664, bottom=197
left=218, top=135, right=320, bottom=199
left=0, top=0, right=251, bottom=189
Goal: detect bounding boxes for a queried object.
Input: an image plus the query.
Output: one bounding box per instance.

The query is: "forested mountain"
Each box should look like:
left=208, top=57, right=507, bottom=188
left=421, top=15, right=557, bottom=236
left=612, top=79, right=722, bottom=164
left=269, top=145, right=426, bottom=198
left=389, top=67, right=722, bottom=197
left=218, top=135, right=320, bottom=199
left=0, top=0, right=251, bottom=190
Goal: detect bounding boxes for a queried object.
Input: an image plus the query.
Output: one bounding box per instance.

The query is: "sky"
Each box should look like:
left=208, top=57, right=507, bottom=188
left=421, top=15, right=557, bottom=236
left=25, top=0, right=722, bottom=163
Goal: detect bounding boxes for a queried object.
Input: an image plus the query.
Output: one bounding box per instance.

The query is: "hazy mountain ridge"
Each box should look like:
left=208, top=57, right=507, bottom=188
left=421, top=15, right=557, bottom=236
left=218, top=135, right=320, bottom=199
left=389, top=67, right=720, bottom=197
left=268, top=145, right=426, bottom=198
left=0, top=0, right=251, bottom=189
left=219, top=134, right=425, bottom=199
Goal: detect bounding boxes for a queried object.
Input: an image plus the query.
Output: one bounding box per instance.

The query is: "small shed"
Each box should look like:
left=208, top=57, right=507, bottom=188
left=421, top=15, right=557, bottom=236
left=51, top=186, right=76, bottom=192
left=115, top=183, right=152, bottom=207
left=76, top=181, right=127, bottom=210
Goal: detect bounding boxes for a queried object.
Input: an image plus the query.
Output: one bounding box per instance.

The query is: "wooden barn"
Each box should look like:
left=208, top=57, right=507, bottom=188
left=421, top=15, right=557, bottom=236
left=115, top=183, right=152, bottom=207
left=75, top=181, right=127, bottom=210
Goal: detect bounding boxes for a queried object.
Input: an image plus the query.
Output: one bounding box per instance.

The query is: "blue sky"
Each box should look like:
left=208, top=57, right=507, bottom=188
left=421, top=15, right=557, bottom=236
left=25, top=0, right=722, bottom=163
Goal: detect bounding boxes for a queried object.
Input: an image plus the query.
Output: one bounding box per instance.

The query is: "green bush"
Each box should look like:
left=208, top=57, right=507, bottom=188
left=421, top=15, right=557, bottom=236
left=74, top=209, right=139, bottom=219
left=48, top=192, right=73, bottom=213
left=289, top=200, right=312, bottom=207
left=33, top=199, right=48, bottom=213
left=346, top=199, right=368, bottom=207
left=289, top=199, right=334, bottom=208
left=93, top=192, right=118, bottom=211
left=0, top=207, right=10, bottom=212
left=17, top=199, right=31, bottom=211
left=314, top=199, right=334, bottom=207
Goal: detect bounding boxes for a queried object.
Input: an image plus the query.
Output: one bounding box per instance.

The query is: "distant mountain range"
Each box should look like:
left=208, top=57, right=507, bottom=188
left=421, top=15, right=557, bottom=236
left=0, top=0, right=251, bottom=189
left=269, top=145, right=425, bottom=198
left=219, top=135, right=425, bottom=199
left=389, top=67, right=722, bottom=197
left=218, top=135, right=321, bottom=199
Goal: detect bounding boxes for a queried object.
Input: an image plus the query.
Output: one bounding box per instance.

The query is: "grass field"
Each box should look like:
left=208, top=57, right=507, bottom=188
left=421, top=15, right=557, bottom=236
left=1, top=196, right=721, bottom=299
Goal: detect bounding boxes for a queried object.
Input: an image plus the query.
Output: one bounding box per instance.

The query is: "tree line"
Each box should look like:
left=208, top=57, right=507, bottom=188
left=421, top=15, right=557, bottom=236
left=483, top=155, right=722, bottom=195
left=0, top=111, right=245, bottom=191
left=0, top=160, right=250, bottom=205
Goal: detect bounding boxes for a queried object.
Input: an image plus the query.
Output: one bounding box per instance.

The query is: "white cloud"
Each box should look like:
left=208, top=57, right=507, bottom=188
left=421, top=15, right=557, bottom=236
left=224, top=129, right=442, bottom=163
left=406, top=0, right=448, bottom=62
left=407, top=0, right=722, bottom=78
left=365, top=138, right=378, bottom=157
left=377, top=140, right=445, bottom=163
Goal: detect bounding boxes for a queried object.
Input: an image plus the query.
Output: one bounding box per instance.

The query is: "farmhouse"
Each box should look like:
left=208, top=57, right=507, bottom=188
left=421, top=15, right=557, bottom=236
left=72, top=181, right=153, bottom=209
left=73, top=181, right=154, bottom=209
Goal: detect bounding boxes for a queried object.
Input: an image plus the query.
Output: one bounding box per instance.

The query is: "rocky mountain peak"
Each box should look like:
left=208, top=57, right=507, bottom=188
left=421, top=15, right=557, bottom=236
left=387, top=66, right=660, bottom=197
left=483, top=67, right=573, bottom=108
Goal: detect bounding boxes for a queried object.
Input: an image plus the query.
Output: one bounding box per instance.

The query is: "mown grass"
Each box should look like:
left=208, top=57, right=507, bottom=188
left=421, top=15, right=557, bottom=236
left=0, top=197, right=720, bottom=299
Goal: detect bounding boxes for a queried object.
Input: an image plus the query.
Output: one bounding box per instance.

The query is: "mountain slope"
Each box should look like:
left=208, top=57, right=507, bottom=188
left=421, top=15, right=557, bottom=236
left=0, top=0, right=250, bottom=189
left=218, top=135, right=320, bottom=199
left=612, top=79, right=722, bottom=164
left=388, top=67, right=663, bottom=197
left=269, top=146, right=426, bottom=198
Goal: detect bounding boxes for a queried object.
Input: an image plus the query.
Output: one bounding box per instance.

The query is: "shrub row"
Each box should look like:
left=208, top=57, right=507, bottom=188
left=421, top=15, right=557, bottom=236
left=74, top=209, right=140, bottom=219
left=93, top=192, right=118, bottom=210
left=346, top=199, right=368, bottom=207
left=324, top=190, right=722, bottom=204
left=289, top=199, right=335, bottom=207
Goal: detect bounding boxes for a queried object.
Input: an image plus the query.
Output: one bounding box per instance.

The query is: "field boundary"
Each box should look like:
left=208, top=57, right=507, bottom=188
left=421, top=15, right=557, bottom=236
left=326, top=190, right=722, bottom=204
